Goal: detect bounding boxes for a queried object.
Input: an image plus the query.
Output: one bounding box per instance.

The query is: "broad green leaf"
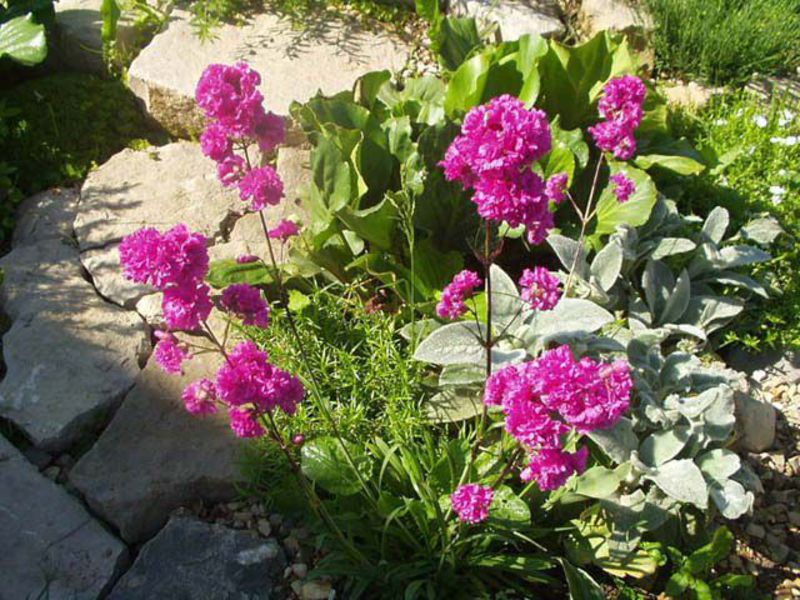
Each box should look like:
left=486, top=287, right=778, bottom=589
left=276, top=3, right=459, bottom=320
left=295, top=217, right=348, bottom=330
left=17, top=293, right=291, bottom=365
left=709, top=271, right=768, bottom=298
left=301, top=436, right=371, bottom=496
left=642, top=259, right=675, bottom=321
left=634, top=153, right=705, bottom=175
left=547, top=233, right=588, bottom=277
left=100, top=0, right=120, bottom=49
left=572, top=466, right=624, bottom=499
left=206, top=259, right=272, bottom=288
left=558, top=559, right=605, bottom=600
left=490, top=485, right=531, bottom=524
left=0, top=14, right=47, bottom=66
left=436, top=16, right=482, bottom=71
left=590, top=240, right=623, bottom=292
left=438, top=363, right=486, bottom=386
left=659, top=268, right=690, bottom=325
left=738, top=217, right=783, bottom=246
left=527, top=298, right=615, bottom=345
left=685, top=526, right=733, bottom=575
left=595, top=164, right=657, bottom=235
left=354, top=70, right=391, bottom=109
left=647, top=459, right=708, bottom=509
left=515, top=34, right=548, bottom=106
left=701, top=206, right=729, bottom=244
left=709, top=479, right=753, bottom=519
left=336, top=196, right=399, bottom=251
left=423, top=387, right=483, bottom=423
left=639, top=426, right=690, bottom=467
left=697, top=449, right=740, bottom=482
left=489, top=263, right=528, bottom=330
left=413, top=321, right=487, bottom=365
left=715, top=245, right=771, bottom=269
left=444, top=51, right=492, bottom=116
left=650, top=237, right=696, bottom=260
left=588, top=417, right=638, bottom=463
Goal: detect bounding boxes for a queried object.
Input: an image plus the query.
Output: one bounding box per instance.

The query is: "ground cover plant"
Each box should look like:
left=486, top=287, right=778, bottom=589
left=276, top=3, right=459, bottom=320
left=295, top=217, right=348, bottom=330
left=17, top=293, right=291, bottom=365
left=672, top=91, right=799, bottom=351
left=0, top=71, right=164, bottom=239
left=114, top=27, right=778, bottom=598
left=644, top=0, right=800, bottom=85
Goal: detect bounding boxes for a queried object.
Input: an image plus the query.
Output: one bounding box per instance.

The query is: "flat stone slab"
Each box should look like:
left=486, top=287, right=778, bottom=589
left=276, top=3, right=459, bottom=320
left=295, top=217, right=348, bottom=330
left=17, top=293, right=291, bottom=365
left=70, top=353, right=245, bottom=544
left=127, top=9, right=412, bottom=136
left=0, top=435, right=128, bottom=599
left=54, top=0, right=143, bottom=73
left=13, top=187, right=79, bottom=248
left=451, top=0, right=565, bottom=41
left=108, top=515, right=285, bottom=599
left=0, top=241, right=148, bottom=452
left=74, top=142, right=241, bottom=306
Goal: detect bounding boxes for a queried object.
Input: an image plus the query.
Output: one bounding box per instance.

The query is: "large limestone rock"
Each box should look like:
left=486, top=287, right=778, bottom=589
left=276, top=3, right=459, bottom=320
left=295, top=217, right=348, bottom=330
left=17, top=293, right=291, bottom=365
left=12, top=187, right=79, bottom=248
left=578, top=0, right=654, bottom=63
left=0, top=240, right=148, bottom=452
left=70, top=353, right=245, bottom=544
left=734, top=390, right=777, bottom=452
left=74, top=142, right=241, bottom=307
left=108, top=515, right=285, bottom=599
left=54, top=0, right=143, bottom=73
left=0, top=436, right=128, bottom=598
left=661, top=81, right=722, bottom=110
left=451, top=0, right=565, bottom=41
left=127, top=9, right=412, bottom=137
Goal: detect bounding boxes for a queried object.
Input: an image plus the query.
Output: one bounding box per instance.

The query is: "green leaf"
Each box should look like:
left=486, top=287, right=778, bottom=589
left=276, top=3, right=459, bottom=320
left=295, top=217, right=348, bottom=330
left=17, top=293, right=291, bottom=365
left=659, top=268, right=690, bottom=325
left=489, top=485, right=531, bottom=525
left=436, top=16, right=482, bottom=71
left=515, top=34, right=549, bottom=106
left=0, top=14, right=47, bottom=66
left=639, top=426, right=690, bottom=467
left=590, top=240, right=623, bottom=292
left=438, top=363, right=486, bottom=386
left=595, top=164, right=657, bottom=236
left=287, top=290, right=311, bottom=313
left=206, top=259, right=272, bottom=288
left=634, top=153, right=705, bottom=175
left=684, top=526, right=733, bottom=575
left=709, top=479, right=753, bottom=519
left=738, top=217, right=783, bottom=246
left=548, top=233, right=588, bottom=277
left=647, top=459, right=708, bottom=509
left=558, top=559, right=606, bottom=600
left=588, top=417, right=638, bottom=464
left=651, top=237, right=696, bottom=260
left=697, top=449, right=740, bottom=482
left=100, top=0, right=120, bottom=48
left=423, top=387, right=483, bottom=423
left=336, top=196, right=399, bottom=251
left=444, top=51, right=492, bottom=116
left=527, top=298, right=615, bottom=345
left=413, top=321, right=487, bottom=366
left=489, top=263, right=528, bottom=330
left=572, top=466, right=624, bottom=499
left=702, top=206, right=729, bottom=244
left=354, top=70, right=391, bottom=109
left=301, top=436, right=370, bottom=496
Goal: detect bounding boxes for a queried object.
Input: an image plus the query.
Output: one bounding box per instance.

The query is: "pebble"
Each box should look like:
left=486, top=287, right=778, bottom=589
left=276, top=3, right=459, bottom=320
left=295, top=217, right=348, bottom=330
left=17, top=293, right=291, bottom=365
left=257, top=519, right=272, bottom=537
left=269, top=513, right=283, bottom=528
left=301, top=580, right=332, bottom=600
left=292, top=563, right=308, bottom=578
left=789, top=512, right=800, bottom=527
left=283, top=536, right=301, bottom=558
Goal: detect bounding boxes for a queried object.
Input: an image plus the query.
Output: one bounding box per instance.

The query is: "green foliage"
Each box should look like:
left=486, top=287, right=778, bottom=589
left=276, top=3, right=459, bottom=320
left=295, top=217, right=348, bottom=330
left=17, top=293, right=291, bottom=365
left=645, top=0, right=800, bottom=85
left=289, top=30, right=694, bottom=309
left=0, top=72, right=164, bottom=239
left=663, top=527, right=753, bottom=599
left=0, top=14, right=46, bottom=65
left=674, top=91, right=800, bottom=350
left=247, top=284, right=428, bottom=444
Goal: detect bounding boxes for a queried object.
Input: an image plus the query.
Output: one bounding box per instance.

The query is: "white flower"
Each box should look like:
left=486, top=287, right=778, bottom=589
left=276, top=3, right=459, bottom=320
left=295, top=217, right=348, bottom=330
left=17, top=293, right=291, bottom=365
left=772, top=195, right=783, bottom=206
left=779, top=109, right=796, bottom=127
left=714, top=118, right=728, bottom=126
left=779, top=169, right=788, bottom=177
left=754, top=115, right=768, bottom=128
left=769, top=185, right=787, bottom=196
left=770, top=136, right=799, bottom=146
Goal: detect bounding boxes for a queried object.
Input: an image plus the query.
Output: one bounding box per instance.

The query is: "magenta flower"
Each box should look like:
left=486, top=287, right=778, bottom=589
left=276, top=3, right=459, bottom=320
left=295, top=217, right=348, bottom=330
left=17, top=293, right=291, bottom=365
left=182, top=378, right=219, bottom=416
left=253, top=111, right=286, bottom=154
left=154, top=332, right=191, bottom=375
left=451, top=483, right=494, bottom=524
left=236, top=254, right=260, bottom=264
left=119, top=224, right=209, bottom=290
left=268, top=219, right=300, bottom=241
left=589, top=75, right=646, bottom=160
left=195, top=62, right=265, bottom=137
left=504, top=392, right=570, bottom=449
left=436, top=269, right=483, bottom=320
left=217, top=155, right=247, bottom=188
left=544, top=172, right=569, bottom=204
left=521, top=447, right=588, bottom=491
left=519, top=266, right=562, bottom=311
left=162, top=283, right=213, bottom=331
left=200, top=121, right=233, bottom=162
left=610, top=173, right=636, bottom=203
left=238, top=165, right=284, bottom=211
left=215, top=341, right=304, bottom=415
left=228, top=407, right=266, bottom=438
left=221, top=283, right=271, bottom=328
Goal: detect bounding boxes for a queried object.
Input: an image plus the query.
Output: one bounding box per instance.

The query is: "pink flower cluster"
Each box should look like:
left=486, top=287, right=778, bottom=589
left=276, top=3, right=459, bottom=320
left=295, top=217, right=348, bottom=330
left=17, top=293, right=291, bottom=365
left=451, top=483, right=494, bottom=524
left=440, top=95, right=555, bottom=244
left=610, top=173, right=636, bottom=203
left=436, top=270, right=483, bottom=320
left=519, top=267, right=562, bottom=311
left=484, top=345, right=632, bottom=491
left=544, top=172, right=569, bottom=204
left=195, top=62, right=286, bottom=212
left=588, top=75, right=647, bottom=160
left=120, top=221, right=304, bottom=438
left=268, top=219, right=300, bottom=241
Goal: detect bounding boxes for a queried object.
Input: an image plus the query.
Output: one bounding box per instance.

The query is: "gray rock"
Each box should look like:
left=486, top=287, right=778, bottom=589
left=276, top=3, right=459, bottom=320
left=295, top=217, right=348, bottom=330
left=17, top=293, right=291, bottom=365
left=0, top=435, right=128, bottom=599
left=451, top=0, right=565, bottom=41
left=127, top=9, right=411, bottom=137
left=725, top=348, right=800, bottom=387
left=734, top=390, right=777, bottom=453
left=661, top=81, right=722, bottom=109
left=12, top=187, right=79, bottom=249
left=69, top=354, right=245, bottom=543
left=74, top=142, right=241, bottom=306
left=578, top=0, right=654, bottom=62
left=54, top=0, right=148, bottom=73
left=108, top=515, right=285, bottom=600
left=135, top=292, right=165, bottom=327
left=0, top=241, right=148, bottom=452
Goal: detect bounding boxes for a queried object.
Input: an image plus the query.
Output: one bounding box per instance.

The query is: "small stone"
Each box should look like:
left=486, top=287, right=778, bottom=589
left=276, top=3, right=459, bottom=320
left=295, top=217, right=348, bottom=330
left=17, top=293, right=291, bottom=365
left=770, top=541, right=791, bottom=564
left=746, top=523, right=766, bottom=539
left=269, top=513, right=283, bottom=528
left=301, top=580, right=332, bottom=600
left=257, top=519, right=272, bottom=538
left=734, top=390, right=777, bottom=452
left=789, top=512, right=800, bottom=527
left=292, top=563, right=308, bottom=578
left=291, top=581, right=303, bottom=596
